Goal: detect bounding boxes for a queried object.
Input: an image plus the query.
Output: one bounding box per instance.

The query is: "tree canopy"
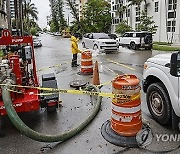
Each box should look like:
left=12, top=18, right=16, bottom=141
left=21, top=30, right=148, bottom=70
left=49, top=0, right=67, bottom=32
left=82, top=0, right=112, bottom=33
left=115, top=20, right=132, bottom=35
left=136, top=11, right=158, bottom=33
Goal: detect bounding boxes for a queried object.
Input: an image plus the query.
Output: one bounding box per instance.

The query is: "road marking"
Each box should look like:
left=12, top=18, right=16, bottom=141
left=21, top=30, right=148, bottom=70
left=107, top=59, right=136, bottom=71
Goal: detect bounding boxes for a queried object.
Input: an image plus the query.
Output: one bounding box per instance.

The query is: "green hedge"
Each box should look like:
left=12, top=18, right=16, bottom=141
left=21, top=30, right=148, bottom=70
left=153, top=44, right=180, bottom=51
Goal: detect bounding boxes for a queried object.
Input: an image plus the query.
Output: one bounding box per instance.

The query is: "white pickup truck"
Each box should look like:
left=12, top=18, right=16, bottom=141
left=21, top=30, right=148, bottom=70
left=143, top=52, right=180, bottom=130
left=118, top=31, right=153, bottom=50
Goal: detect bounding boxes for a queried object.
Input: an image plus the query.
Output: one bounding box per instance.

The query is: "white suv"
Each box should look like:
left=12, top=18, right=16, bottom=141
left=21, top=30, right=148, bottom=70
left=82, top=33, right=118, bottom=53
left=117, top=32, right=153, bottom=50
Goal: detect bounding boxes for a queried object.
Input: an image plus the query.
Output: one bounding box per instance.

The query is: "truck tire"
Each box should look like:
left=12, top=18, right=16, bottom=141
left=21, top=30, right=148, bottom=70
left=146, top=82, right=171, bottom=125
left=144, top=35, right=152, bottom=44
left=130, top=42, right=136, bottom=50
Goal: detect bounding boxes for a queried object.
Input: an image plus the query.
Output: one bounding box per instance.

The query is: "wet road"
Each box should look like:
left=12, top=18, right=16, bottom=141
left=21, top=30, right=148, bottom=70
left=0, top=33, right=179, bottom=154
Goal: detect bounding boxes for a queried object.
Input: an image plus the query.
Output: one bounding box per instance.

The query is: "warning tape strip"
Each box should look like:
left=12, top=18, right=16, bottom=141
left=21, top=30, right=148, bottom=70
left=97, top=80, right=112, bottom=88
left=37, top=61, right=71, bottom=72
left=107, top=59, right=136, bottom=71
left=0, top=84, right=140, bottom=101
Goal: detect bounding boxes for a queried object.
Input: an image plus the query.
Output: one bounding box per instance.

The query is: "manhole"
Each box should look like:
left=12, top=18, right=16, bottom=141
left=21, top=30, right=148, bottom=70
left=70, top=80, right=87, bottom=89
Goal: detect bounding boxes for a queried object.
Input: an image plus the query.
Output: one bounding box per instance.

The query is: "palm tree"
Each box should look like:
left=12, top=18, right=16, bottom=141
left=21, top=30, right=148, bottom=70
left=23, top=1, right=38, bottom=33
left=24, top=2, right=38, bottom=21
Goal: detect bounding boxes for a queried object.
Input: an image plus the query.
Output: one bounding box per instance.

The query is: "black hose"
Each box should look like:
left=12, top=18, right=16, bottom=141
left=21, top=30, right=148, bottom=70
left=2, top=83, right=102, bottom=142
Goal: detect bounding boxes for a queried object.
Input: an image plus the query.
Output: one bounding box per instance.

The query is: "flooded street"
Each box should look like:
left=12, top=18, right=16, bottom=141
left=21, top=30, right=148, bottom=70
left=1, top=33, right=179, bottom=154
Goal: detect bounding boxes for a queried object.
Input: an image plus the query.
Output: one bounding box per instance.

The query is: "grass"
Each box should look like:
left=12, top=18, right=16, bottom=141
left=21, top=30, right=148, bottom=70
left=153, top=44, right=180, bottom=51
left=153, top=41, right=172, bottom=46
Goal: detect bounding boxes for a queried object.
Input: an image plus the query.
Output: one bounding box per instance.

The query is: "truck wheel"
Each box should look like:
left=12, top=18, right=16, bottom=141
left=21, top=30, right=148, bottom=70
left=130, top=42, right=136, bottom=50
left=146, top=82, right=171, bottom=125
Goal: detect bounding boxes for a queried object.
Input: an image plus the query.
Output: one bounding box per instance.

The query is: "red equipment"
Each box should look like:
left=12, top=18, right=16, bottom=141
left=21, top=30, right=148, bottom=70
left=0, top=29, right=58, bottom=116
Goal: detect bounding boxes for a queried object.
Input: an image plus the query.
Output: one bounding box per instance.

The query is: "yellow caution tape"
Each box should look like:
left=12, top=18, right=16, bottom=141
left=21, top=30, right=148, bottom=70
left=97, top=80, right=112, bottom=87
left=37, top=61, right=71, bottom=72
left=1, top=84, right=140, bottom=101
left=107, top=59, right=136, bottom=71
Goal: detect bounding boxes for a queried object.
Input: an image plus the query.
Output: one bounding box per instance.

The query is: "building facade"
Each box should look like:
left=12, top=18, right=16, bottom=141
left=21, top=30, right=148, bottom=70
left=10, top=0, right=15, bottom=18
left=111, top=0, right=180, bottom=43
left=0, top=0, right=8, bottom=30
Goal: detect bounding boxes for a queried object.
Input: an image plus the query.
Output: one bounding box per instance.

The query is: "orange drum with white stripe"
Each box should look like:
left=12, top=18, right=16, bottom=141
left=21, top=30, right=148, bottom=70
left=111, top=74, right=142, bottom=136
left=81, top=50, right=93, bottom=74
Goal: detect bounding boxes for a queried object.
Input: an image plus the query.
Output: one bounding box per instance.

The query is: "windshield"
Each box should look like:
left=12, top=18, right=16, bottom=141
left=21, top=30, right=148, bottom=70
left=93, top=33, right=110, bottom=39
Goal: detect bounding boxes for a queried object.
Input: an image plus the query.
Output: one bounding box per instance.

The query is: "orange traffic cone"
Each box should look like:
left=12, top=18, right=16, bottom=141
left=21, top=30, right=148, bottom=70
left=92, top=61, right=100, bottom=85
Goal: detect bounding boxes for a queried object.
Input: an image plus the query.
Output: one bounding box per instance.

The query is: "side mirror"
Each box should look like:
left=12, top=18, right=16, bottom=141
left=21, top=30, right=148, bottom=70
left=170, top=52, right=180, bottom=77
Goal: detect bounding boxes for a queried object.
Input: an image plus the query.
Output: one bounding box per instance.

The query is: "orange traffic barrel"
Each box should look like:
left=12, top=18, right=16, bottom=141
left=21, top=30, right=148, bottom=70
left=101, top=74, right=150, bottom=148
left=80, top=50, right=93, bottom=75
left=111, top=74, right=142, bottom=136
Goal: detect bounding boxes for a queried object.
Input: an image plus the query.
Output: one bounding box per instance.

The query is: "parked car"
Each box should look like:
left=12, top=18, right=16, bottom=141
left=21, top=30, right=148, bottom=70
left=117, top=31, right=153, bottom=50
left=53, top=32, right=62, bottom=36
left=108, top=33, right=118, bottom=40
left=82, top=33, right=118, bottom=53
left=33, top=37, right=42, bottom=47
left=143, top=52, right=180, bottom=130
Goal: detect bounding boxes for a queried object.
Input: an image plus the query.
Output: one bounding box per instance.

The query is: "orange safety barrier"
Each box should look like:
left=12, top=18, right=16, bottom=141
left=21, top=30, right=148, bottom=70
left=111, top=74, right=142, bottom=136
left=81, top=50, right=93, bottom=75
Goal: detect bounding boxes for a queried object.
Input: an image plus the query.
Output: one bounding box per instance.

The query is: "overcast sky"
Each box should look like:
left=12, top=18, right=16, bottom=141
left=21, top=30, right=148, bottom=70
left=31, top=0, right=50, bottom=28
left=31, top=0, right=73, bottom=29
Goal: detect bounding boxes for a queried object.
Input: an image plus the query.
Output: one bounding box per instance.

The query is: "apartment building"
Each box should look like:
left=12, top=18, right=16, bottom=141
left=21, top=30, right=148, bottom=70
left=111, top=0, right=180, bottom=43
left=10, top=0, right=15, bottom=18
left=0, top=0, right=8, bottom=30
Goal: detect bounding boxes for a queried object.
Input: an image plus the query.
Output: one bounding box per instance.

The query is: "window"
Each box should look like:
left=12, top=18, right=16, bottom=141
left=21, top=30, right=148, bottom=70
left=136, top=6, right=140, bottom=16
left=168, top=0, right=177, bottom=10
left=136, top=17, right=140, bottom=22
left=126, top=9, right=130, bottom=17
left=119, top=12, right=123, bottom=19
left=111, top=13, right=114, bottom=18
left=155, top=2, right=158, bottom=12
left=168, top=12, right=176, bottom=18
left=113, top=6, right=115, bottom=11
left=123, top=33, right=133, bottom=37
left=167, top=21, right=176, bottom=32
